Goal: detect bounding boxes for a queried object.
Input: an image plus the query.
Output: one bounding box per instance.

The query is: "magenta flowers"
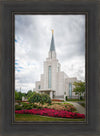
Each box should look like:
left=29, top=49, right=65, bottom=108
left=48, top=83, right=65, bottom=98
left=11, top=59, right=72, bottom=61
left=15, top=108, right=85, bottom=119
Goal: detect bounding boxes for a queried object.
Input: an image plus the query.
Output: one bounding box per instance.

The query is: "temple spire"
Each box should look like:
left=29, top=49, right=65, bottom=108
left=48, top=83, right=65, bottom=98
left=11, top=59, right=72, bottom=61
left=50, top=29, right=55, bottom=51
left=52, top=29, right=54, bottom=34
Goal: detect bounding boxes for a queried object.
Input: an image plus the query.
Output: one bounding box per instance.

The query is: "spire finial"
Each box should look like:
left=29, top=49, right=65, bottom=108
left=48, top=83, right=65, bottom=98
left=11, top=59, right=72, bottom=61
left=49, top=29, right=55, bottom=51
left=52, top=29, right=54, bottom=34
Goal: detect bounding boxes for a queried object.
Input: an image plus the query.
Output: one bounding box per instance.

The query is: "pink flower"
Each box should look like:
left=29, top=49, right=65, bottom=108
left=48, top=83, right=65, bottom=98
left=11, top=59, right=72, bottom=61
left=15, top=108, right=85, bottom=119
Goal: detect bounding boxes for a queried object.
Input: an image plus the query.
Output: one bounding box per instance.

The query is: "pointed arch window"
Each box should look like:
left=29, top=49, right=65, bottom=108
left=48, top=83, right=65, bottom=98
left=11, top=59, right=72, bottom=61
left=48, top=66, right=51, bottom=88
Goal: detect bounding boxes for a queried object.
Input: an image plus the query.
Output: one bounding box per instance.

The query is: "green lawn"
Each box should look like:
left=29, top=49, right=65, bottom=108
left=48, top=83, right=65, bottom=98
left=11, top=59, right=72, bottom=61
left=15, top=114, right=85, bottom=122
left=66, top=99, right=85, bottom=102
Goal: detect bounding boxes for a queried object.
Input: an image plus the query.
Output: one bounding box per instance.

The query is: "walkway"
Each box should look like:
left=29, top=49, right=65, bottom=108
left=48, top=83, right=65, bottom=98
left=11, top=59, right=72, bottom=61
left=68, top=102, right=86, bottom=115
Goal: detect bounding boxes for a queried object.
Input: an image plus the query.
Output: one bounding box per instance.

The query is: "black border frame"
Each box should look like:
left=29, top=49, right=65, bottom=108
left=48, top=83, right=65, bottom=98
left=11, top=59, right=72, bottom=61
left=1, top=1, right=100, bottom=136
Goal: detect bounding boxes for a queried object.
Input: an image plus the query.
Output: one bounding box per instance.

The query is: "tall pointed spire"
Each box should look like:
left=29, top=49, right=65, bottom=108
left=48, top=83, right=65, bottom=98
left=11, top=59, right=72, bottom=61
left=50, top=29, right=55, bottom=51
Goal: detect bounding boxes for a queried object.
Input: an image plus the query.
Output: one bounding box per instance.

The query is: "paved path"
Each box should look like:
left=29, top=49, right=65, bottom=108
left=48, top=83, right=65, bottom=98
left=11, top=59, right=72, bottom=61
left=68, top=102, right=86, bottom=114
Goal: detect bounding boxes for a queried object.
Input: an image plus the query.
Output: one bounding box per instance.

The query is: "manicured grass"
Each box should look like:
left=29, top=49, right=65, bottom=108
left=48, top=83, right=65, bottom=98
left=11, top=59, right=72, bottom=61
left=15, top=114, right=85, bottom=122
left=66, top=99, right=85, bottom=101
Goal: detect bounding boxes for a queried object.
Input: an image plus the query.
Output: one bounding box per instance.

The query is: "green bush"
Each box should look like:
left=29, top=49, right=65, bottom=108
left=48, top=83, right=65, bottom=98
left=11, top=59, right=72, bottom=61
left=33, top=104, right=38, bottom=108
left=28, top=93, right=41, bottom=103
left=28, top=93, right=51, bottom=105
left=25, top=105, right=33, bottom=110
left=66, top=96, right=68, bottom=101
left=15, top=105, right=22, bottom=110
left=40, top=94, right=51, bottom=104
left=80, top=96, right=83, bottom=100
left=22, top=103, right=33, bottom=110
left=22, top=103, right=27, bottom=108
left=37, top=106, right=42, bottom=109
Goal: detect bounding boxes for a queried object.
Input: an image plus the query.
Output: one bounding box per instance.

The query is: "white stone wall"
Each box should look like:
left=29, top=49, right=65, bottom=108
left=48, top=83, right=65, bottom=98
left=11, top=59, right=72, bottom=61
left=40, top=74, right=44, bottom=89
left=51, top=59, right=58, bottom=91
left=42, top=54, right=59, bottom=91
left=56, top=72, right=65, bottom=96
left=35, top=50, right=80, bottom=99
left=35, top=81, right=41, bottom=91
left=65, top=77, right=79, bottom=97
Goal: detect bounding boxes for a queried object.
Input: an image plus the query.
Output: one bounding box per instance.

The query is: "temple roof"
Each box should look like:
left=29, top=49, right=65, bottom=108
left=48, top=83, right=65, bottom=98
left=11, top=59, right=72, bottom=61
left=50, top=30, right=55, bottom=51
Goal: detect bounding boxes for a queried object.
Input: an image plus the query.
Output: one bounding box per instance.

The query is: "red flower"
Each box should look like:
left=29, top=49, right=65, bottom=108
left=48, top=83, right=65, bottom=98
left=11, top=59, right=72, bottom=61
left=15, top=108, right=85, bottom=119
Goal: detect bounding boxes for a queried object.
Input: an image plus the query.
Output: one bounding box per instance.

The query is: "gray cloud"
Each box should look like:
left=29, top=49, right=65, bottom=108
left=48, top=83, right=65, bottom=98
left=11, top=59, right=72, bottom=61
left=15, top=15, right=85, bottom=92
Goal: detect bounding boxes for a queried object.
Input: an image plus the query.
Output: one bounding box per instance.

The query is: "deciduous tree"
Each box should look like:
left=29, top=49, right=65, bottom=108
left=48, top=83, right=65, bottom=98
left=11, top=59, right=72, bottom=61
left=73, top=81, right=85, bottom=99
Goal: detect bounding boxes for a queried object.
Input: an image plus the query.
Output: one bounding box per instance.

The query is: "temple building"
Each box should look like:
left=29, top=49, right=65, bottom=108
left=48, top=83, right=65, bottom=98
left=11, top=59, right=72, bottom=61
left=35, top=30, right=79, bottom=100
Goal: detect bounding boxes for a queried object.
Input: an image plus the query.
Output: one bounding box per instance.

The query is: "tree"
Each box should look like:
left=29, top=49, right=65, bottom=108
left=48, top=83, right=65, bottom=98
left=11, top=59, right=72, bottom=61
left=18, top=91, right=23, bottom=100
left=15, top=90, right=19, bottom=100
left=15, top=91, right=26, bottom=100
left=73, top=81, right=85, bottom=99
left=22, top=92, right=27, bottom=97
left=27, top=90, right=33, bottom=98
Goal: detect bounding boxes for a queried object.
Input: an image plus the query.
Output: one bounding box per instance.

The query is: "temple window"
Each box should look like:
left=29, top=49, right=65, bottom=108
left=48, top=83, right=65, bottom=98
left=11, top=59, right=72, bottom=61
left=48, top=66, right=51, bottom=88
left=38, top=85, right=41, bottom=89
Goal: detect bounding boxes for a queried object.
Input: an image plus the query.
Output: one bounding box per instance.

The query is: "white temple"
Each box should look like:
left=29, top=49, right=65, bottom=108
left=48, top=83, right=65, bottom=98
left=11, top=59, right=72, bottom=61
left=35, top=30, right=79, bottom=100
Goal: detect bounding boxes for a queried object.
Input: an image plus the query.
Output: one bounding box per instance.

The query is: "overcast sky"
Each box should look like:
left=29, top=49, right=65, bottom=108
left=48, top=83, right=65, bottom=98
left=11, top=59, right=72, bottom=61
left=15, top=15, right=85, bottom=93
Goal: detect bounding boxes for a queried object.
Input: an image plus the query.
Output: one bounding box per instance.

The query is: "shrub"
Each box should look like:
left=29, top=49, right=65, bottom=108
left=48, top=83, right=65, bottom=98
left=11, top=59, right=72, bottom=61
left=33, top=104, right=38, bottom=108
left=22, top=103, right=33, bottom=110
left=15, top=105, right=22, bottom=110
left=66, top=96, right=68, bottom=101
left=25, top=105, right=33, bottom=110
left=28, top=93, right=51, bottom=105
left=80, top=96, right=83, bottom=100
left=40, top=94, right=51, bottom=104
left=66, top=105, right=76, bottom=112
left=28, top=93, right=41, bottom=103
left=37, top=106, right=42, bottom=109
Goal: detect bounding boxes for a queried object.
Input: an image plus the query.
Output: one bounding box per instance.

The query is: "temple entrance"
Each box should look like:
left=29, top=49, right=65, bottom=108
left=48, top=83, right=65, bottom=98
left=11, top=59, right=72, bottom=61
left=39, top=90, right=55, bottom=99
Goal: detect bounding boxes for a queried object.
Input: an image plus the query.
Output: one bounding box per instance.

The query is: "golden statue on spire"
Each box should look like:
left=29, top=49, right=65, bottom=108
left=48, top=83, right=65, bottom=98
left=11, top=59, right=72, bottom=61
left=52, top=29, right=54, bottom=34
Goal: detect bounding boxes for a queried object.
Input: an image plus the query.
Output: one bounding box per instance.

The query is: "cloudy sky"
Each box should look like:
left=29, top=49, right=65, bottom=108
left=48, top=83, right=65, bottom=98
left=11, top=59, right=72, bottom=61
left=15, top=15, right=85, bottom=93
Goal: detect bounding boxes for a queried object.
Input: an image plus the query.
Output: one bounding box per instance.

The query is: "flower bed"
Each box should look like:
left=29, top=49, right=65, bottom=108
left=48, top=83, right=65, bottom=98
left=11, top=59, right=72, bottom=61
left=15, top=108, right=85, bottom=119
left=52, top=99, right=64, bottom=102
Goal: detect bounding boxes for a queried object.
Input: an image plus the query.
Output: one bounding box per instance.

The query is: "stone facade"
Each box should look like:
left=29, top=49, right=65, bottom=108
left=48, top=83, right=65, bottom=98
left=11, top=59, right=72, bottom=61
left=35, top=30, right=79, bottom=100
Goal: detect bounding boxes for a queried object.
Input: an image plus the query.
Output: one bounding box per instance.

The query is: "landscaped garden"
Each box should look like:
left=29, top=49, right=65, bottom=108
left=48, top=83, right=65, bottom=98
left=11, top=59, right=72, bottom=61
left=15, top=92, right=85, bottom=121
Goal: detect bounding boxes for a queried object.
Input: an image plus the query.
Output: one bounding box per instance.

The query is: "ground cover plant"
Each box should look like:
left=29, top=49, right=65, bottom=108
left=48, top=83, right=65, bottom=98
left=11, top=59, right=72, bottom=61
left=15, top=101, right=77, bottom=112
left=15, top=108, right=85, bottom=119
